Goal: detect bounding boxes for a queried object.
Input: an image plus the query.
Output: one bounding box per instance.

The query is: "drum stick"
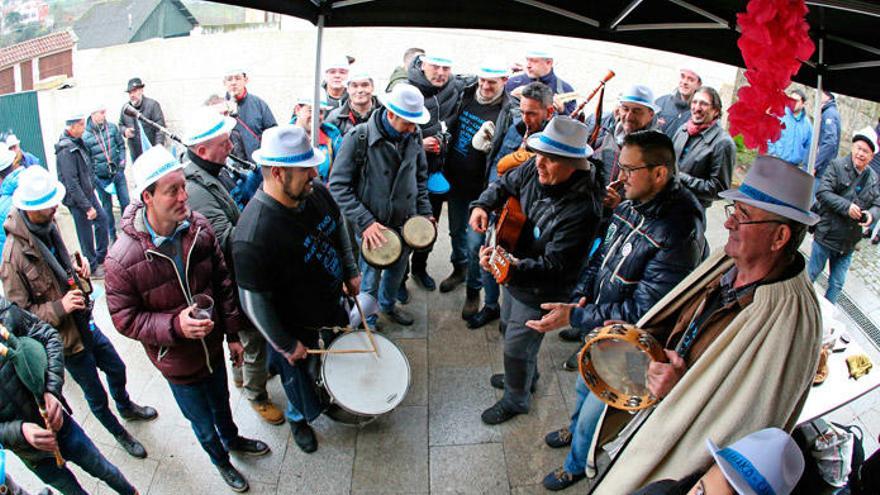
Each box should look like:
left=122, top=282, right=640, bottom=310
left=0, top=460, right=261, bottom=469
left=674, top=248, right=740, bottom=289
left=353, top=296, right=380, bottom=358
left=306, top=348, right=374, bottom=355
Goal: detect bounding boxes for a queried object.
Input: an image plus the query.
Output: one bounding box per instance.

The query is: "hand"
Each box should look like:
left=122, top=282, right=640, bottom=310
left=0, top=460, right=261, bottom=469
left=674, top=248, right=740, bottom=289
left=510, top=85, right=525, bottom=100
left=22, top=423, right=58, bottom=452
left=362, top=222, right=389, bottom=250
left=124, top=128, right=135, bottom=139
left=848, top=203, right=863, bottom=221
left=552, top=95, right=566, bottom=113
left=227, top=341, right=244, bottom=367
left=469, top=207, right=489, bottom=234
left=859, top=211, right=873, bottom=227
left=577, top=297, right=588, bottom=308
left=285, top=341, right=308, bottom=365
left=478, top=245, right=494, bottom=272
left=344, top=276, right=361, bottom=296
left=423, top=136, right=441, bottom=154
left=178, top=305, right=214, bottom=339
left=61, top=289, right=86, bottom=314
left=86, top=208, right=97, bottom=220
left=43, top=393, right=63, bottom=431
left=603, top=180, right=623, bottom=209
left=647, top=349, right=686, bottom=399
left=74, top=254, right=90, bottom=279
left=526, top=302, right=576, bottom=333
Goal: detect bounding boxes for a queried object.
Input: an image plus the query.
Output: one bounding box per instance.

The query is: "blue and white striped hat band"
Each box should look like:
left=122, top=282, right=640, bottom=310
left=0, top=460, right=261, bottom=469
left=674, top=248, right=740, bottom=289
left=525, top=116, right=593, bottom=163
left=422, top=53, right=453, bottom=67
left=252, top=125, right=326, bottom=168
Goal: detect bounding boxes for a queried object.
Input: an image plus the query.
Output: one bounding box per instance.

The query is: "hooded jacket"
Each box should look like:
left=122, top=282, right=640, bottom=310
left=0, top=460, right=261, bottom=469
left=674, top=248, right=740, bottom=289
left=55, top=132, right=99, bottom=212
left=766, top=107, right=813, bottom=168
left=815, top=98, right=842, bottom=178
left=407, top=57, right=468, bottom=173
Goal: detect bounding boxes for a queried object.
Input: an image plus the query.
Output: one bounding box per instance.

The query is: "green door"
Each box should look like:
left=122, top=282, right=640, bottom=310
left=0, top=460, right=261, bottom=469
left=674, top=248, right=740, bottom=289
left=0, top=91, right=46, bottom=168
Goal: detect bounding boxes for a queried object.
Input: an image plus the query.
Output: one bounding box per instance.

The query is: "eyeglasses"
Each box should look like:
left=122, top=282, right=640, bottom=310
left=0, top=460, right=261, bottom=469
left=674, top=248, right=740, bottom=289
left=724, top=204, right=785, bottom=227
left=618, top=163, right=659, bottom=176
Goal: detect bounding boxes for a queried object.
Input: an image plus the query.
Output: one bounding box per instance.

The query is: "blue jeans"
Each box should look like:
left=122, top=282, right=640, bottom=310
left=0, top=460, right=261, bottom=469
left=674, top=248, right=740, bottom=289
left=564, top=379, right=605, bottom=475
left=69, top=201, right=109, bottom=271
left=447, top=196, right=484, bottom=290
left=25, top=413, right=136, bottom=495
left=266, top=347, right=322, bottom=424
left=357, top=234, right=411, bottom=325
left=95, top=172, right=131, bottom=242
left=808, top=240, right=853, bottom=303
left=64, top=325, right=131, bottom=437
left=168, top=366, right=239, bottom=466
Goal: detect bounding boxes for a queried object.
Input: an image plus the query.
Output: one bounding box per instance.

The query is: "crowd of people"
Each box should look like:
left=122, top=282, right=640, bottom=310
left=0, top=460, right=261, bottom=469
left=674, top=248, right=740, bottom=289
left=0, top=44, right=878, bottom=495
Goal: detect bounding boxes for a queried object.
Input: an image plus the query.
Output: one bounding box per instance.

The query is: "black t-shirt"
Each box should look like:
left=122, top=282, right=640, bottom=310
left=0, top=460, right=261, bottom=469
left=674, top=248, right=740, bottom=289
left=232, top=184, right=348, bottom=347
left=446, top=95, right=502, bottom=199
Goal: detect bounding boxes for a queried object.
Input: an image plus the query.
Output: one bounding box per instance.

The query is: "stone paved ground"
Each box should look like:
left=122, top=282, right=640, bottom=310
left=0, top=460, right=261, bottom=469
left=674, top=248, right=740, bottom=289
left=6, top=204, right=880, bottom=494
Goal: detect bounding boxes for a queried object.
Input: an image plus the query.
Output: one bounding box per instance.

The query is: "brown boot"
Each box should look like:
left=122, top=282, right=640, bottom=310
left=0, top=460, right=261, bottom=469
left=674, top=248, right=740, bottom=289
left=251, top=400, right=285, bottom=425
left=461, top=287, right=480, bottom=319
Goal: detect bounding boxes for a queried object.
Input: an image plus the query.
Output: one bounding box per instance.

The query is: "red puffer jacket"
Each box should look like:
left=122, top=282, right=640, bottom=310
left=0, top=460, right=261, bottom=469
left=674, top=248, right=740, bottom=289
left=105, top=201, right=241, bottom=384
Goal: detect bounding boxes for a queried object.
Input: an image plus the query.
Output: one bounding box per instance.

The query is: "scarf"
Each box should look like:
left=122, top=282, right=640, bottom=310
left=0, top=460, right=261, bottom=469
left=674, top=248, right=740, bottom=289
left=380, top=110, right=406, bottom=142
left=21, top=210, right=72, bottom=289
left=475, top=89, right=504, bottom=106
left=686, top=119, right=716, bottom=137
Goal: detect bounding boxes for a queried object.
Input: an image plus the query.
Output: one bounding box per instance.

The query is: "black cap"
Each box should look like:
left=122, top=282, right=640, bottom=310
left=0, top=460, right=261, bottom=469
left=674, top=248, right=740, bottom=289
left=126, top=77, right=145, bottom=92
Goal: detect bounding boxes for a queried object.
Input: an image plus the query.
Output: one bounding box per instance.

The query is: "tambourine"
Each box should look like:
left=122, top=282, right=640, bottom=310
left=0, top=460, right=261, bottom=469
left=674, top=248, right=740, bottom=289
left=361, top=229, right=403, bottom=268
left=578, top=323, right=667, bottom=411
left=402, top=216, right=436, bottom=252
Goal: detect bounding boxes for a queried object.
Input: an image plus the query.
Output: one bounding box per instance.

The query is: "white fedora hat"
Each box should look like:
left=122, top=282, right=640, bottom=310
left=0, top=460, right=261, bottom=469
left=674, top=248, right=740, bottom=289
left=707, top=428, right=804, bottom=495
left=183, top=108, right=237, bottom=146
left=64, top=111, right=86, bottom=125
left=853, top=125, right=878, bottom=153
left=0, top=148, right=16, bottom=172
left=12, top=166, right=66, bottom=211
left=719, top=155, right=819, bottom=226
left=619, top=84, right=660, bottom=113
left=345, top=67, right=373, bottom=84
left=378, top=83, right=430, bottom=125
left=224, top=67, right=247, bottom=77
left=5, top=134, right=20, bottom=148
left=132, top=146, right=184, bottom=196
left=252, top=125, right=325, bottom=168
left=526, top=116, right=594, bottom=163
left=295, top=95, right=333, bottom=111
left=324, top=56, right=351, bottom=71
left=421, top=52, right=453, bottom=67
left=476, top=61, right=510, bottom=80
left=525, top=48, right=554, bottom=60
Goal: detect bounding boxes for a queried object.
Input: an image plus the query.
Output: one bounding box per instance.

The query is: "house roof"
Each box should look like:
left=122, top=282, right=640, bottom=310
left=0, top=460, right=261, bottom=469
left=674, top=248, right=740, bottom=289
left=73, top=0, right=197, bottom=50
left=0, top=30, right=77, bottom=69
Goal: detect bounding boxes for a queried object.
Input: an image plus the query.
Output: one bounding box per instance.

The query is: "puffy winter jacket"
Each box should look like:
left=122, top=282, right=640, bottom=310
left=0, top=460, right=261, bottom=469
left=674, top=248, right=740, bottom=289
left=82, top=118, right=126, bottom=179
left=766, top=107, right=812, bottom=168
left=0, top=166, right=24, bottom=253
left=813, top=155, right=880, bottom=254
left=671, top=121, right=736, bottom=209
left=569, top=180, right=706, bottom=332
left=104, top=202, right=242, bottom=385
left=815, top=99, right=842, bottom=178
left=407, top=58, right=468, bottom=173
left=54, top=133, right=99, bottom=212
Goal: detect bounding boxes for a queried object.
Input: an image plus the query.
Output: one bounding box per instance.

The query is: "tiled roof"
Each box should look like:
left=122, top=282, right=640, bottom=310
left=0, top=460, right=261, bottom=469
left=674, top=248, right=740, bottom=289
left=0, top=30, right=77, bottom=68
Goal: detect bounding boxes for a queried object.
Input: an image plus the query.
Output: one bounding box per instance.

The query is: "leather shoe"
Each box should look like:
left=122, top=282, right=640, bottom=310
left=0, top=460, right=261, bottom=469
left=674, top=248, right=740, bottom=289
left=544, top=427, right=573, bottom=448
left=411, top=270, right=436, bottom=291
left=228, top=436, right=270, bottom=457
left=115, top=430, right=147, bottom=459
left=543, top=467, right=585, bottom=491
left=118, top=402, right=158, bottom=422
left=461, top=288, right=480, bottom=320
left=481, top=400, right=522, bottom=425
left=216, top=463, right=249, bottom=492
left=291, top=421, right=318, bottom=453
left=558, top=327, right=581, bottom=342
left=439, top=264, right=466, bottom=293
left=563, top=349, right=581, bottom=371
left=382, top=306, right=414, bottom=326
left=489, top=372, right=539, bottom=393
left=466, top=305, right=500, bottom=329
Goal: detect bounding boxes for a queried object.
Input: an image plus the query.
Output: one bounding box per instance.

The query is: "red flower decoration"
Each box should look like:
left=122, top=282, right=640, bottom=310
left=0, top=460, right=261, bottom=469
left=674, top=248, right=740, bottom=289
left=729, top=0, right=815, bottom=153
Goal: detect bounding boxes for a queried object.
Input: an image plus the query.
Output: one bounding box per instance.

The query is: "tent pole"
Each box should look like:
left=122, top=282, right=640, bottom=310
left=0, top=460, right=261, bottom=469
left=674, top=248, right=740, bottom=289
left=312, top=13, right=325, bottom=148
left=807, top=37, right=824, bottom=175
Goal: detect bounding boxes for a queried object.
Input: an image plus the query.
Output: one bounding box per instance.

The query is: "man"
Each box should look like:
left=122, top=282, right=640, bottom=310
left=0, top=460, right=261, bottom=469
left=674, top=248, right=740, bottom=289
left=469, top=116, right=603, bottom=424
left=5, top=134, right=41, bottom=168
left=83, top=105, right=130, bottom=242
left=181, top=108, right=284, bottom=426
left=505, top=49, right=576, bottom=115
left=466, top=82, right=555, bottom=330
left=118, top=77, right=165, bottom=161
left=767, top=89, right=813, bottom=169
left=654, top=68, right=701, bottom=138
left=593, top=85, right=660, bottom=186
left=224, top=68, right=278, bottom=204
left=671, top=86, right=736, bottom=210
left=326, top=70, right=380, bottom=136
left=105, top=146, right=269, bottom=492
left=387, top=47, right=424, bottom=92
left=808, top=126, right=880, bottom=303
left=814, top=90, right=842, bottom=181
left=0, top=147, right=24, bottom=253
left=561, top=157, right=822, bottom=495
left=406, top=51, right=467, bottom=290
left=55, top=113, right=109, bottom=276
left=233, top=125, right=360, bottom=453
left=441, top=62, right=516, bottom=320
left=522, top=131, right=706, bottom=490
left=329, top=83, right=434, bottom=328
left=0, top=294, right=138, bottom=495
left=323, top=56, right=351, bottom=110
left=290, top=98, right=343, bottom=182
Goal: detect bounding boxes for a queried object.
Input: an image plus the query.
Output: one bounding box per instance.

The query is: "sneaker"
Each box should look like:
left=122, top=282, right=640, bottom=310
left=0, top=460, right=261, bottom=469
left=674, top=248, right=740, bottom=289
left=489, top=372, right=539, bottom=393
left=466, top=305, right=500, bottom=329
left=563, top=349, right=581, bottom=371
left=381, top=306, right=414, bottom=326
left=91, top=264, right=106, bottom=279
left=542, top=467, right=586, bottom=491
left=397, top=282, right=411, bottom=304
left=228, top=436, right=270, bottom=457
left=115, top=430, right=147, bottom=459
left=461, top=288, right=480, bottom=320
left=544, top=427, right=573, bottom=448
left=250, top=400, right=284, bottom=425
left=291, top=421, right=317, bottom=453
left=558, top=327, right=581, bottom=342
left=481, top=400, right=522, bottom=425
left=216, top=463, right=249, bottom=493
left=873, top=235, right=880, bottom=245
left=411, top=270, right=436, bottom=291
left=439, top=264, right=466, bottom=293
left=118, top=403, right=158, bottom=422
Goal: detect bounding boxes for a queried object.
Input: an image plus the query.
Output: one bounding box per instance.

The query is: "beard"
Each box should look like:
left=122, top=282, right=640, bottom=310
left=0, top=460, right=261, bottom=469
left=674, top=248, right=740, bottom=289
left=282, top=171, right=313, bottom=202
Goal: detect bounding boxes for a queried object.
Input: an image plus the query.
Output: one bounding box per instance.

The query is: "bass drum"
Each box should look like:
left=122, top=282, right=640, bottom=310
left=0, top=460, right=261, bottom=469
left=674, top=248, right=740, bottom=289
left=320, top=331, right=411, bottom=426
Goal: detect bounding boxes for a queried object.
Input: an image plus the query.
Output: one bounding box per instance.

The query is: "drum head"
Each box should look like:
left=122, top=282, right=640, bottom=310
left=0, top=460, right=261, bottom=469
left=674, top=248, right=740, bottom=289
left=322, top=332, right=410, bottom=416
left=362, top=229, right=402, bottom=268
left=402, top=216, right=436, bottom=250
left=589, top=338, right=652, bottom=398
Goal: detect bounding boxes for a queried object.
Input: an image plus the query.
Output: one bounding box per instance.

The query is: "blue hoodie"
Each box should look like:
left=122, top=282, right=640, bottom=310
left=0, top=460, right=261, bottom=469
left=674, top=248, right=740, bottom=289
left=767, top=107, right=813, bottom=169
left=0, top=166, right=25, bottom=254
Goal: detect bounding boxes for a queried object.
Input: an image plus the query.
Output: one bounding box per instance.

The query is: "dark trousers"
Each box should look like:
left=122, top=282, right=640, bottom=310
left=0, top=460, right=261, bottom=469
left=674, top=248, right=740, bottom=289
left=64, top=325, right=132, bottom=437
left=410, top=193, right=445, bottom=274
left=24, top=413, right=136, bottom=495
left=95, top=172, right=131, bottom=243
left=69, top=200, right=109, bottom=270
left=500, top=288, right=545, bottom=413
left=168, top=365, right=239, bottom=466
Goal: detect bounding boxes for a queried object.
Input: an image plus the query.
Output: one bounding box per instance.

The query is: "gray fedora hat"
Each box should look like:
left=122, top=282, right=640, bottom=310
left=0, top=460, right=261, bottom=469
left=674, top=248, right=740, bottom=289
left=526, top=116, right=594, bottom=165
left=719, top=155, right=819, bottom=226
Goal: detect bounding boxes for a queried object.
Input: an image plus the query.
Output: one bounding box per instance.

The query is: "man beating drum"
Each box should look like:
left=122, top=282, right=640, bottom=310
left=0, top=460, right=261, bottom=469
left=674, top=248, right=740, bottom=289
left=232, top=125, right=361, bottom=454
